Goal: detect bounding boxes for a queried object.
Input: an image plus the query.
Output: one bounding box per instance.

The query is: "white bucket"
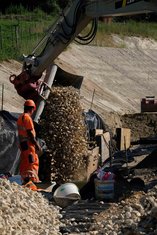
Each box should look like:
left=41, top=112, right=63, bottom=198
left=53, top=183, right=80, bottom=207
left=54, top=182, right=80, bottom=199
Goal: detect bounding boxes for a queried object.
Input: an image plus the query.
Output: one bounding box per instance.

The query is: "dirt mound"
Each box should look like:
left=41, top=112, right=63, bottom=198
left=121, top=113, right=157, bottom=142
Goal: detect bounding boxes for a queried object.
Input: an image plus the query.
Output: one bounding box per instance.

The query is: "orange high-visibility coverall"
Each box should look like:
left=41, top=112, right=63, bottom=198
left=17, top=113, right=39, bottom=183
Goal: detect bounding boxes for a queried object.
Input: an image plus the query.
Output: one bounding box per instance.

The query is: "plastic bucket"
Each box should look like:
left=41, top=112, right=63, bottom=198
left=53, top=183, right=80, bottom=207
left=94, top=179, right=115, bottom=200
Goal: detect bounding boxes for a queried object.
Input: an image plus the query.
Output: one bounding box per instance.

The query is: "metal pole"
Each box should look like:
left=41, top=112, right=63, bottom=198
left=90, top=89, right=95, bottom=110
left=1, top=84, right=4, bottom=110
left=33, top=64, right=58, bottom=123
left=109, top=140, right=112, bottom=167
left=124, top=136, right=128, bottom=169
left=0, top=26, right=3, bottom=50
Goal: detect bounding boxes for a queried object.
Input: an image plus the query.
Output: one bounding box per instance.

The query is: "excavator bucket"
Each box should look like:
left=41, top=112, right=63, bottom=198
left=33, top=64, right=84, bottom=123
left=9, top=64, right=83, bottom=103
left=53, top=66, right=83, bottom=89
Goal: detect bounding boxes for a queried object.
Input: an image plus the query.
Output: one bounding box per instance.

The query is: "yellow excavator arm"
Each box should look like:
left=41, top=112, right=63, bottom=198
left=87, top=0, right=157, bottom=17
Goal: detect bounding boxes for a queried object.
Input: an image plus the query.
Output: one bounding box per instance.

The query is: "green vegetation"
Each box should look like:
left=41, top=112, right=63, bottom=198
left=5, top=4, right=29, bottom=15
left=0, top=12, right=157, bottom=61
left=0, top=13, right=56, bottom=60
left=101, top=20, right=157, bottom=39
left=91, top=20, right=157, bottom=47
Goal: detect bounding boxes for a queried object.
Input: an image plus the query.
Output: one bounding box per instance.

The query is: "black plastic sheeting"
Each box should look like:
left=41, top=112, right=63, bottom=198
left=0, top=109, right=107, bottom=175
left=0, top=110, right=20, bottom=175
left=53, top=66, right=84, bottom=89
left=84, top=109, right=106, bottom=130
left=83, top=109, right=107, bottom=140
left=0, top=110, right=47, bottom=176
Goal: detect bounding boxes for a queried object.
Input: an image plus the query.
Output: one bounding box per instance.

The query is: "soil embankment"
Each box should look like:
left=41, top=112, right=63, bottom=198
left=1, top=36, right=157, bottom=138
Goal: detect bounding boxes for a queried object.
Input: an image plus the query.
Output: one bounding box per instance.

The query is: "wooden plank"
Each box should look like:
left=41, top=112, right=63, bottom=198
left=116, top=128, right=131, bottom=150
left=101, top=132, right=110, bottom=163
left=95, top=129, right=103, bottom=136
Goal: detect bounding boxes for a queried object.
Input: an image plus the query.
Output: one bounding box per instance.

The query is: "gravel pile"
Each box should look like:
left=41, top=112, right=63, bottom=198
left=92, top=185, right=157, bottom=235
left=0, top=179, right=62, bottom=235
left=40, top=86, right=88, bottom=183
left=1, top=172, right=157, bottom=235
left=58, top=185, right=157, bottom=235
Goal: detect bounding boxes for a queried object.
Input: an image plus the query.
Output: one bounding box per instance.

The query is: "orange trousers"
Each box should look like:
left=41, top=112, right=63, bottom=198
left=20, top=144, right=39, bottom=183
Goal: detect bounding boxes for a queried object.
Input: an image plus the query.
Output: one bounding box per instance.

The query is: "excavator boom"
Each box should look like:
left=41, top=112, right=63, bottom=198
left=25, top=0, right=157, bottom=77
left=9, top=0, right=157, bottom=103
left=87, top=0, right=156, bottom=17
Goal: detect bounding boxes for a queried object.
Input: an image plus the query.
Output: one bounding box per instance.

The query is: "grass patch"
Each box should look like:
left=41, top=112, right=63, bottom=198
left=90, top=20, right=157, bottom=47
left=0, top=16, right=157, bottom=61
left=0, top=14, right=56, bottom=61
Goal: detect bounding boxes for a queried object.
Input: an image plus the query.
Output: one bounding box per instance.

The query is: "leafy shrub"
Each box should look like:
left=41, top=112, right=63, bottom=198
left=5, top=4, right=28, bottom=15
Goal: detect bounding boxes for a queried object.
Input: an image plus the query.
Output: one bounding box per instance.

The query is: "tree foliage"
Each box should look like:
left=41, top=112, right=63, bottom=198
left=0, top=0, right=71, bottom=14
left=1, top=1, right=157, bottom=21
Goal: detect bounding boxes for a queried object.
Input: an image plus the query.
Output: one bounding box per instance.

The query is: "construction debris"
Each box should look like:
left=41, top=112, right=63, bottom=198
left=39, top=86, right=88, bottom=183
left=58, top=185, right=157, bottom=234
left=0, top=179, right=62, bottom=235
left=93, top=186, right=157, bottom=235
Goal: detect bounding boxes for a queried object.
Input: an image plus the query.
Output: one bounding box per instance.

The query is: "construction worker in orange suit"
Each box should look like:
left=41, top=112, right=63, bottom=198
left=17, top=99, right=42, bottom=184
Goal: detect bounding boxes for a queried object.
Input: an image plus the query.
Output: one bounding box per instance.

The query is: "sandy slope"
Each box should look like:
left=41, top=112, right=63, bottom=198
left=0, top=60, right=24, bottom=113
left=57, top=36, right=157, bottom=116
left=0, top=36, right=157, bottom=117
